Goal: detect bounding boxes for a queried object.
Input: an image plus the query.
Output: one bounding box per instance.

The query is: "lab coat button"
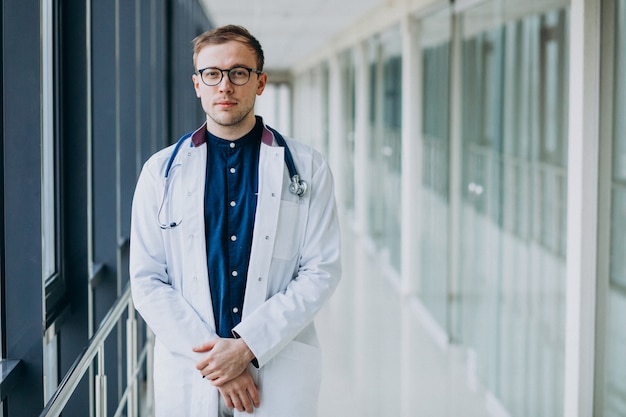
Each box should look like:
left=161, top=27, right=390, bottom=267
left=258, top=277, right=262, bottom=282
left=187, top=192, right=192, bottom=197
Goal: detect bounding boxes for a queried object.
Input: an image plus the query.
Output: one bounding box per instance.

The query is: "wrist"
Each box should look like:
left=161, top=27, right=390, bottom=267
left=236, top=338, right=255, bottom=363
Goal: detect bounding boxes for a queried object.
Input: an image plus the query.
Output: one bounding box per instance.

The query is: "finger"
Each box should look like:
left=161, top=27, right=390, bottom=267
left=238, top=390, right=255, bottom=413
left=231, top=394, right=245, bottom=412
left=195, top=359, right=210, bottom=371
left=222, top=394, right=235, bottom=409
left=192, top=340, right=217, bottom=353
left=209, top=373, right=229, bottom=387
left=247, top=385, right=261, bottom=408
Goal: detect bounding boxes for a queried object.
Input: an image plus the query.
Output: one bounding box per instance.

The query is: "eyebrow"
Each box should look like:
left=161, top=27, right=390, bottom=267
left=201, top=64, right=256, bottom=70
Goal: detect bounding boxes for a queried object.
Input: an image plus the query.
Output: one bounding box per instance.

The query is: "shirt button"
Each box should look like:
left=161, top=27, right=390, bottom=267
left=232, top=271, right=238, bottom=277
left=230, top=167, right=236, bottom=174
left=232, top=307, right=239, bottom=314
left=230, top=201, right=236, bottom=207
left=229, top=142, right=235, bottom=149
left=230, top=235, right=237, bottom=241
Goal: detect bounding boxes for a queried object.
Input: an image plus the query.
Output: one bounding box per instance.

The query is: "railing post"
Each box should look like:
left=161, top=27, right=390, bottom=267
left=146, top=328, right=155, bottom=414
left=95, top=346, right=107, bottom=417
left=126, top=301, right=138, bottom=417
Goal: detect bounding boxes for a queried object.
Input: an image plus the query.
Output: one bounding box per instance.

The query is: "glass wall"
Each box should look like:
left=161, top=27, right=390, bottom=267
left=456, top=2, right=568, bottom=416
left=366, top=26, right=402, bottom=272
left=293, top=64, right=330, bottom=156
left=339, top=49, right=356, bottom=213
left=420, top=8, right=452, bottom=332
left=366, top=37, right=383, bottom=243
left=604, top=0, right=626, bottom=414
left=381, top=27, right=403, bottom=271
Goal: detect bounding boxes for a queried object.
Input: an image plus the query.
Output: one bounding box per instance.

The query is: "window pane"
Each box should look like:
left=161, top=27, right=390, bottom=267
left=365, top=26, right=402, bottom=273
left=42, top=0, right=56, bottom=280
left=340, top=49, right=356, bottom=212
left=605, top=0, right=626, bottom=414
left=458, top=3, right=568, bottom=416
left=420, top=7, right=451, bottom=331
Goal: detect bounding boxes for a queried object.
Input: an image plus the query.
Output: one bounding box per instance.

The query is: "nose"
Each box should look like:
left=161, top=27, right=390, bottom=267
left=218, top=71, right=234, bottom=91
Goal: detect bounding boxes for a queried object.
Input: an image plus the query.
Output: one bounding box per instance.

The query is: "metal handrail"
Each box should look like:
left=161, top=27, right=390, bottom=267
left=39, top=282, right=151, bottom=417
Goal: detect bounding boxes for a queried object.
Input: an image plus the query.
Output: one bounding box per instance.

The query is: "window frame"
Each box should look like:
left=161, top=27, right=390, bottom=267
left=42, top=0, right=67, bottom=330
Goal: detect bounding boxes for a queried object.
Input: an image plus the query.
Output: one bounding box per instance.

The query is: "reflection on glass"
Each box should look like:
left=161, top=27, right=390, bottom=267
left=366, top=27, right=402, bottom=273
left=340, top=50, right=357, bottom=212
left=605, top=0, right=626, bottom=414
left=457, top=3, right=568, bottom=416
left=420, top=7, right=451, bottom=332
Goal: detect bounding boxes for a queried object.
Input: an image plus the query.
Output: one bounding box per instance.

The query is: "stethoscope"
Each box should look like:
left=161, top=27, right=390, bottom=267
left=157, top=126, right=308, bottom=229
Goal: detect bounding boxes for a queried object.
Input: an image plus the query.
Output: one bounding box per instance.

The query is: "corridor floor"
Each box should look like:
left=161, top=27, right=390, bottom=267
left=315, top=218, right=497, bottom=417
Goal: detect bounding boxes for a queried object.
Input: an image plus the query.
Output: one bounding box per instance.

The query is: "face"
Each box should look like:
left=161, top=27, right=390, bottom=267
left=192, top=41, right=267, bottom=139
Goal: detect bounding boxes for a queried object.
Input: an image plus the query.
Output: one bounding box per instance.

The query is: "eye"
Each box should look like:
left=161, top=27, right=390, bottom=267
left=204, top=69, right=220, bottom=78
left=231, top=68, right=248, bottom=78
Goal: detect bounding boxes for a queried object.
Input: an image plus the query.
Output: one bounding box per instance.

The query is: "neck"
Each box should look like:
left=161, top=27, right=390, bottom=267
left=205, top=113, right=257, bottom=141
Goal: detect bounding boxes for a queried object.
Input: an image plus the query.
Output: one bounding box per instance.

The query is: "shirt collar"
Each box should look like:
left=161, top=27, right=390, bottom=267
left=191, top=116, right=276, bottom=147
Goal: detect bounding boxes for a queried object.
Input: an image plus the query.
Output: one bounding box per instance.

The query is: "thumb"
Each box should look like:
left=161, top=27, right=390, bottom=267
left=192, top=339, right=217, bottom=353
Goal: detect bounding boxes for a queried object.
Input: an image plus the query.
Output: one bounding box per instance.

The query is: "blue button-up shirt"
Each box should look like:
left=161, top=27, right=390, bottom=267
left=204, top=120, right=261, bottom=338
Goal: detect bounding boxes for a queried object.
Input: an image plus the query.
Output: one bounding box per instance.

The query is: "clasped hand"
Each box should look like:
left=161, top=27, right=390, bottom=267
left=193, top=338, right=260, bottom=413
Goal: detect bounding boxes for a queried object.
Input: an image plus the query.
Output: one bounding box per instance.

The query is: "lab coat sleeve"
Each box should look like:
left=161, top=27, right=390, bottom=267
left=130, top=160, right=216, bottom=361
left=233, top=152, right=342, bottom=367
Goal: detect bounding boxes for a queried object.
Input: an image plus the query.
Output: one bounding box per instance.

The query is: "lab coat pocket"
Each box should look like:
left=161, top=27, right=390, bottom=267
left=256, top=340, right=322, bottom=417
left=272, top=200, right=302, bottom=260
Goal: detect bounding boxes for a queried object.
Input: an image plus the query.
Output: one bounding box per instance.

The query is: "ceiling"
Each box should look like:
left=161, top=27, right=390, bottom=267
left=200, top=0, right=383, bottom=72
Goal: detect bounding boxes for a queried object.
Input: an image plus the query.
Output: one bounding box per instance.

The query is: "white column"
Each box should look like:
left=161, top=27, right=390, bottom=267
left=564, top=0, right=601, bottom=415
left=400, top=16, right=423, bottom=417
left=448, top=9, right=463, bottom=339
left=353, top=41, right=370, bottom=235
left=400, top=15, right=422, bottom=297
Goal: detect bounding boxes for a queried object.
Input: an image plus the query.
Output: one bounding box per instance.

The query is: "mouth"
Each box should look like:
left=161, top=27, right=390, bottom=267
left=215, top=99, right=237, bottom=109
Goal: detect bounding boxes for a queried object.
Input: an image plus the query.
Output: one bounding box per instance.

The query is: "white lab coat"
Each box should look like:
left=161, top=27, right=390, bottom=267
left=129, top=121, right=341, bottom=417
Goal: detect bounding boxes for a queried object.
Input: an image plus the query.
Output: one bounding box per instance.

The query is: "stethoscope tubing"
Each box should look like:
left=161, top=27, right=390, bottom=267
left=158, top=125, right=307, bottom=229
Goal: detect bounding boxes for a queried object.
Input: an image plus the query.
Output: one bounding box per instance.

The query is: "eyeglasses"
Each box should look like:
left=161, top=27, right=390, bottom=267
left=197, top=66, right=262, bottom=87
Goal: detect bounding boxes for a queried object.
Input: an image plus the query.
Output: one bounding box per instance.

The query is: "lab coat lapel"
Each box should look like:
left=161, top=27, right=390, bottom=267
left=242, top=143, right=284, bottom=317
left=179, top=141, right=216, bottom=330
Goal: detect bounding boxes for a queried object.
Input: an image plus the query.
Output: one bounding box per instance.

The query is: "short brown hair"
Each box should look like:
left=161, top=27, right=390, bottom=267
left=192, top=25, right=265, bottom=72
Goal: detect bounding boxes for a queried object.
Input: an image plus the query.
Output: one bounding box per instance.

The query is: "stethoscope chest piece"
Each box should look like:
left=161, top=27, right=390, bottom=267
left=289, top=174, right=308, bottom=197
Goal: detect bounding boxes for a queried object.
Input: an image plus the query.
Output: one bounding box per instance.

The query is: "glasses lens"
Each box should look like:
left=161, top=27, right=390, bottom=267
left=202, top=69, right=223, bottom=86
left=228, top=68, right=251, bottom=85
left=200, top=68, right=253, bottom=86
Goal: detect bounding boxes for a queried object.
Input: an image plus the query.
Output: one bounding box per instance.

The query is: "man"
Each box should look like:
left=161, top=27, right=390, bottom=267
left=129, top=25, right=341, bottom=417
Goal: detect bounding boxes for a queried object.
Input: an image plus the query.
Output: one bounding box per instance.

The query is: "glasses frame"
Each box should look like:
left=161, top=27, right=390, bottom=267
left=197, top=66, right=263, bottom=87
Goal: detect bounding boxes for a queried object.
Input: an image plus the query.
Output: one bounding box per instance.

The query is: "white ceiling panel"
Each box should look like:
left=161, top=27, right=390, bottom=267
left=200, top=0, right=383, bottom=71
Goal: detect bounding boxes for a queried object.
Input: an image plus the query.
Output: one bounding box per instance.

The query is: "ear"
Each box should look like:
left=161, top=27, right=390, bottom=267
left=192, top=73, right=202, bottom=98
left=256, top=72, right=268, bottom=96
